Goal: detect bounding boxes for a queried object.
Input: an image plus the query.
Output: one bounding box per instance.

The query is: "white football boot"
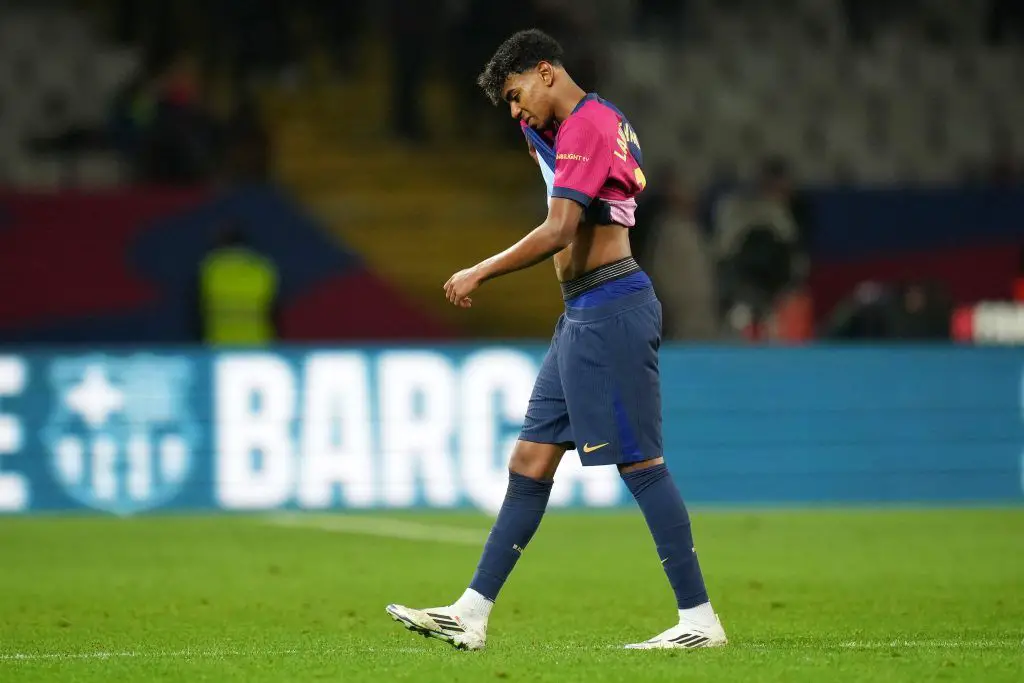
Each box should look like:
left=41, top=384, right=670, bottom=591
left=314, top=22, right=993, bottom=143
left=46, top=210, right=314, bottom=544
left=385, top=603, right=487, bottom=651
left=624, top=614, right=728, bottom=649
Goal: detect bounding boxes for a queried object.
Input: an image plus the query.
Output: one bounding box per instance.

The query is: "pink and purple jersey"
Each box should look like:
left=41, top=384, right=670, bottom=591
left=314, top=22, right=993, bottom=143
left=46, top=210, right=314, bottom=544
left=521, top=93, right=646, bottom=227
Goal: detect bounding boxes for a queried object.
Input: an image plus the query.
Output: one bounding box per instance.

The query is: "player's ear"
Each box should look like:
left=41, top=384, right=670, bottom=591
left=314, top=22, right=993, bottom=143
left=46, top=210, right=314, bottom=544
left=537, top=61, right=555, bottom=86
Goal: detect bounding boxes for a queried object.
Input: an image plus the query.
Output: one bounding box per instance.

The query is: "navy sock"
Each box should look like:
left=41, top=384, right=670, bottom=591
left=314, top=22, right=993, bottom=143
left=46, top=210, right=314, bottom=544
left=622, top=463, right=709, bottom=609
left=468, top=471, right=553, bottom=601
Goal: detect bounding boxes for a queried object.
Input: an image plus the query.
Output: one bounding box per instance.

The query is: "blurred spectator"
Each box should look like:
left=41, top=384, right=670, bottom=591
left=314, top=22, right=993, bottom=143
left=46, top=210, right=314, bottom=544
left=889, top=281, right=952, bottom=339
left=819, top=281, right=897, bottom=339
left=136, top=52, right=221, bottom=184
left=712, top=157, right=813, bottom=337
left=821, top=280, right=951, bottom=340
left=196, top=222, right=281, bottom=346
left=646, top=174, right=719, bottom=341
left=105, top=53, right=271, bottom=185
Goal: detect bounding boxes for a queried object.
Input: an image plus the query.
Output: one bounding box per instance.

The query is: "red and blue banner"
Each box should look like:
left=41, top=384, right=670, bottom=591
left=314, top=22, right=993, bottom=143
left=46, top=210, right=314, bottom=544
left=807, top=187, right=1024, bottom=318
left=1, top=185, right=1022, bottom=342
left=0, top=186, right=453, bottom=343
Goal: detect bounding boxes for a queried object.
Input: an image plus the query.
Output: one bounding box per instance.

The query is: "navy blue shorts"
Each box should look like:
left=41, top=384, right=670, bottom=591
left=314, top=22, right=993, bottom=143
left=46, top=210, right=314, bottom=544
left=519, top=276, right=663, bottom=466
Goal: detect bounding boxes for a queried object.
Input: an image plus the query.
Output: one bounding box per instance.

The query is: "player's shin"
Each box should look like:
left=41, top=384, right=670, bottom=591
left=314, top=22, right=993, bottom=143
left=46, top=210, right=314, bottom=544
left=460, top=470, right=553, bottom=617
left=622, top=463, right=716, bottom=626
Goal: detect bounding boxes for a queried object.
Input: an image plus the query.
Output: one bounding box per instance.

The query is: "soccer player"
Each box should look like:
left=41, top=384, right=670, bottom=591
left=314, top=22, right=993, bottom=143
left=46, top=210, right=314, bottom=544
left=386, top=29, right=728, bottom=651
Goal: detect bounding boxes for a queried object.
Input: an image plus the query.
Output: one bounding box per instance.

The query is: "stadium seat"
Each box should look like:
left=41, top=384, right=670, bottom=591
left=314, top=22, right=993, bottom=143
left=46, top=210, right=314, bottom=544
left=0, top=5, right=140, bottom=188
left=605, top=0, right=1024, bottom=184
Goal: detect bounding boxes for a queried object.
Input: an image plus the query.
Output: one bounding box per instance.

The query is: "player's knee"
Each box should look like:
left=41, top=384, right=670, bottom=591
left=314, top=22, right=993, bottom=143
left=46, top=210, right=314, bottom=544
left=508, top=440, right=564, bottom=480
left=617, top=456, right=665, bottom=475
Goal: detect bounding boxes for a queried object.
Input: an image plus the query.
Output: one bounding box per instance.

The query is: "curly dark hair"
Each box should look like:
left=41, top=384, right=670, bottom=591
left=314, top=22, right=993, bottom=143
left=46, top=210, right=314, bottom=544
left=477, top=29, right=564, bottom=105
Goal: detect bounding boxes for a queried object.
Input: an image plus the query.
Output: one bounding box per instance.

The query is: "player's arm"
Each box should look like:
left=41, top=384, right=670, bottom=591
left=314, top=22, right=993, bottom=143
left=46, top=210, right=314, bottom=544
left=478, top=198, right=583, bottom=281
left=443, top=200, right=582, bottom=305
left=444, top=118, right=608, bottom=306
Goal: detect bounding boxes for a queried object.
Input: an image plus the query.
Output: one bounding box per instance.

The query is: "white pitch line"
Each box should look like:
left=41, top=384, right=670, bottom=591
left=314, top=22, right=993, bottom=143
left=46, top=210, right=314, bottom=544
left=265, top=513, right=488, bottom=546
left=836, top=639, right=1022, bottom=650
left=0, top=648, right=309, bottom=662
left=736, top=639, right=1021, bottom=651
left=2, top=640, right=1020, bottom=663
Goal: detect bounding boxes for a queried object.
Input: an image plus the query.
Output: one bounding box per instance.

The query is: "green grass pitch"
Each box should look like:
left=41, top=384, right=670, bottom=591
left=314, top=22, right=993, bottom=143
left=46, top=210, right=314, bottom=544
left=1, top=509, right=1022, bottom=682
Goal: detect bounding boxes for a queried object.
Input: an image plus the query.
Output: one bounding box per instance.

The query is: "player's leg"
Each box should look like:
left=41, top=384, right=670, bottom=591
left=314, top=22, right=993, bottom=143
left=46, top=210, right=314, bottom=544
left=620, top=455, right=710, bottom=613
left=386, top=321, right=572, bottom=650
left=385, top=442, right=564, bottom=651
left=615, top=301, right=725, bottom=648
left=559, top=291, right=726, bottom=649
left=619, top=456, right=725, bottom=649
left=463, top=438, right=564, bottom=601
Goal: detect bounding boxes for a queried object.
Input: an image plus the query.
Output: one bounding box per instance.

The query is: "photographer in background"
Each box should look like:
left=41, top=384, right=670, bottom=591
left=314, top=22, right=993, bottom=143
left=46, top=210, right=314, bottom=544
left=712, top=157, right=813, bottom=340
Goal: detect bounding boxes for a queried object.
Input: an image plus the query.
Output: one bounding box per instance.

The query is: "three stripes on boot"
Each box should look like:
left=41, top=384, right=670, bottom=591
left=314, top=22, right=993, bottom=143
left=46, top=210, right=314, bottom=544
left=427, top=612, right=466, bottom=633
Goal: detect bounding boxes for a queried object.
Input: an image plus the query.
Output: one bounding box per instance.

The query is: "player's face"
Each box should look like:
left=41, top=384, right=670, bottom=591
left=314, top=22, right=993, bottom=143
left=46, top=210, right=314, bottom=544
left=502, top=65, right=555, bottom=129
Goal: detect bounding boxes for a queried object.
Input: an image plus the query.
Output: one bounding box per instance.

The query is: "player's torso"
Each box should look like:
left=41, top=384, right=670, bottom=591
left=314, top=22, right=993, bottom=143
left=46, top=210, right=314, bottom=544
left=523, top=94, right=646, bottom=281
left=548, top=224, right=626, bottom=282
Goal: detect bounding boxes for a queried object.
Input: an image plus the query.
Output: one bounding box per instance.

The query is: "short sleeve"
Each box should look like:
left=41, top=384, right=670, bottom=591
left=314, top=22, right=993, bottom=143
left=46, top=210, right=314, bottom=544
left=551, top=118, right=609, bottom=208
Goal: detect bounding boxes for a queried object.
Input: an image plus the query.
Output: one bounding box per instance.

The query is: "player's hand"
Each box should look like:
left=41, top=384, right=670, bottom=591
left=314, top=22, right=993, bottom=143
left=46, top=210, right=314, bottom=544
left=444, top=267, right=482, bottom=308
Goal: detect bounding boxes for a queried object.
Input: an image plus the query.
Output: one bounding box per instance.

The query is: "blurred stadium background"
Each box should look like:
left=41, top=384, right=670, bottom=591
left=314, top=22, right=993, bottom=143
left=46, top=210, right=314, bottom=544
left=0, top=1, right=1022, bottom=681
